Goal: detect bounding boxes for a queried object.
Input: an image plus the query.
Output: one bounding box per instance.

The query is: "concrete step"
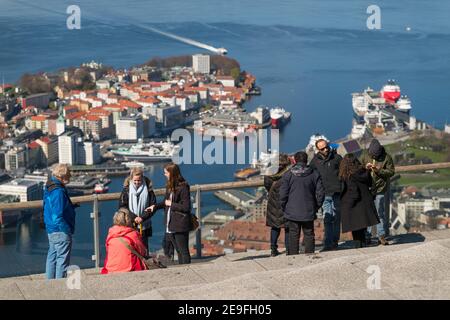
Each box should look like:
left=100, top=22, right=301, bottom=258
left=1, top=229, right=450, bottom=299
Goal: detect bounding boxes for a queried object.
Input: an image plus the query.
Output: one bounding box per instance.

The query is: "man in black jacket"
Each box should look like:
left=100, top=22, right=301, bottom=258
left=309, top=139, right=343, bottom=251
left=280, top=151, right=325, bottom=255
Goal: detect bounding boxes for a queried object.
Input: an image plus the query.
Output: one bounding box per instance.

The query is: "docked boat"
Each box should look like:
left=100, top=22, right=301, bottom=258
left=270, top=107, right=291, bottom=128
left=234, top=167, right=260, bottom=179
left=395, top=95, right=412, bottom=114
left=93, top=183, right=109, bottom=194
left=112, top=139, right=179, bottom=162
left=381, top=79, right=401, bottom=103
left=122, top=160, right=145, bottom=169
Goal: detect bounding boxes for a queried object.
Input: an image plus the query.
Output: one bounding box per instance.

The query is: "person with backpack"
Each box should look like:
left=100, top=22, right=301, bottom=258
left=339, top=154, right=380, bottom=247
left=101, top=208, right=149, bottom=274
left=265, top=153, right=291, bottom=256
left=280, top=151, right=325, bottom=255
left=43, top=164, right=78, bottom=279
left=149, top=163, right=192, bottom=264
left=119, top=167, right=157, bottom=250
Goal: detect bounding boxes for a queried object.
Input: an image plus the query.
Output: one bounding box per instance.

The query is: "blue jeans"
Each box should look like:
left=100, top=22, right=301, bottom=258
left=367, top=194, right=387, bottom=238
left=270, top=227, right=289, bottom=250
left=322, top=194, right=341, bottom=248
left=46, top=232, right=72, bottom=279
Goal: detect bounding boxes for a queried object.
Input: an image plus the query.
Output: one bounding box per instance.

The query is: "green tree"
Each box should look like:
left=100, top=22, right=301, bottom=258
left=230, top=67, right=241, bottom=82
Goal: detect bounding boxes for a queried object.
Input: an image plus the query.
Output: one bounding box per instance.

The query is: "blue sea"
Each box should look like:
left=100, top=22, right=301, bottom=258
left=1, top=0, right=450, bottom=277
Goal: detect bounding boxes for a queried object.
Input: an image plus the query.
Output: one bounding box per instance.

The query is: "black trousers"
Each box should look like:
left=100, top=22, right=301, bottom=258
left=286, top=220, right=315, bottom=255
left=162, top=232, right=174, bottom=258
left=167, top=232, right=191, bottom=264
left=141, top=228, right=151, bottom=251
left=352, top=229, right=366, bottom=246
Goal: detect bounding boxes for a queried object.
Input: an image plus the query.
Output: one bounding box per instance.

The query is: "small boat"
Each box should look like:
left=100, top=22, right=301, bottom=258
left=234, top=167, right=260, bottom=179
left=94, top=183, right=109, bottom=194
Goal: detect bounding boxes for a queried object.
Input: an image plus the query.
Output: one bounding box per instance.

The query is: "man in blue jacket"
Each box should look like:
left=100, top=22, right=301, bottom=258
left=43, top=164, right=77, bottom=279
left=280, top=151, right=325, bottom=255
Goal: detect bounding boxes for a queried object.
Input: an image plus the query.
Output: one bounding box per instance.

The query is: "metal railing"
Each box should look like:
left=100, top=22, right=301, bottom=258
left=0, top=162, right=449, bottom=269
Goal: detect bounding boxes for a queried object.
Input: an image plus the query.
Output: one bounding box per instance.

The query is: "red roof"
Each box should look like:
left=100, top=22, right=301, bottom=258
left=85, top=115, right=101, bottom=122
left=30, top=115, right=48, bottom=122
left=103, top=104, right=125, bottom=111
left=65, top=111, right=86, bottom=120
left=119, top=99, right=141, bottom=109
left=89, top=108, right=112, bottom=116
left=64, top=105, right=79, bottom=111
left=137, top=97, right=160, bottom=104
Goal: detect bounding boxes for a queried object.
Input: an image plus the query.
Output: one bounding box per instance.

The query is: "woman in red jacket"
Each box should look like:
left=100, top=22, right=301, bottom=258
left=101, top=208, right=148, bottom=274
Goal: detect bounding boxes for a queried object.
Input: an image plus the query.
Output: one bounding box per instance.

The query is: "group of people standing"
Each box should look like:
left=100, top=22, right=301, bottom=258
left=266, top=138, right=395, bottom=256
left=42, top=138, right=394, bottom=279
left=43, top=162, right=193, bottom=279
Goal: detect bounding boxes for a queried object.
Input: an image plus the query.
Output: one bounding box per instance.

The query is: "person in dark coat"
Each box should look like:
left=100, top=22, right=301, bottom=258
left=149, top=163, right=192, bottom=264
left=265, top=153, right=292, bottom=256
left=339, top=153, right=380, bottom=247
left=118, top=167, right=157, bottom=250
left=309, top=139, right=343, bottom=251
left=280, top=151, right=325, bottom=255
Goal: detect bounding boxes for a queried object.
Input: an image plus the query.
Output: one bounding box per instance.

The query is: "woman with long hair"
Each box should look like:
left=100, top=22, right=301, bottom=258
left=339, top=153, right=380, bottom=247
left=265, top=153, right=292, bottom=256
left=150, top=163, right=192, bottom=264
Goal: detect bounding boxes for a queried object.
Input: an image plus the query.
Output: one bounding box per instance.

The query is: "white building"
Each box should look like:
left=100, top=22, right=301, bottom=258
left=0, top=179, right=43, bottom=202
left=216, top=76, right=235, bottom=87
left=445, top=124, right=450, bottom=134
left=192, top=54, right=210, bottom=74
left=58, top=131, right=79, bottom=165
left=78, top=141, right=101, bottom=165
left=5, top=146, right=28, bottom=171
left=397, top=195, right=450, bottom=227
left=116, top=115, right=144, bottom=141
left=35, top=137, right=59, bottom=166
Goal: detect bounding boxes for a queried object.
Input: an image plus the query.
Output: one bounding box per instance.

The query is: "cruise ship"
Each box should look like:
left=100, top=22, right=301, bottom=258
left=112, top=140, right=180, bottom=162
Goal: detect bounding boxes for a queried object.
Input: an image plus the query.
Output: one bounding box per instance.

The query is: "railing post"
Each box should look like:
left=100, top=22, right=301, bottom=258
left=385, top=183, right=391, bottom=236
left=90, top=194, right=101, bottom=269
left=195, top=186, right=202, bottom=258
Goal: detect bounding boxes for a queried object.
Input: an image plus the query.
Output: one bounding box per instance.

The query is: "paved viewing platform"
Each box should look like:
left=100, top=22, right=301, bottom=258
left=1, top=229, right=450, bottom=300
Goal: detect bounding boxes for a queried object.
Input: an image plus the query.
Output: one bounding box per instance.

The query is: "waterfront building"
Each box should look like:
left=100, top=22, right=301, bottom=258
left=216, top=76, right=235, bottom=87
left=78, top=141, right=101, bottom=165
left=0, top=178, right=43, bottom=202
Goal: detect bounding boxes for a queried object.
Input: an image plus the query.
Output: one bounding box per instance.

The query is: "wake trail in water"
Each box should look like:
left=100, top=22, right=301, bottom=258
left=7, top=0, right=227, bottom=55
